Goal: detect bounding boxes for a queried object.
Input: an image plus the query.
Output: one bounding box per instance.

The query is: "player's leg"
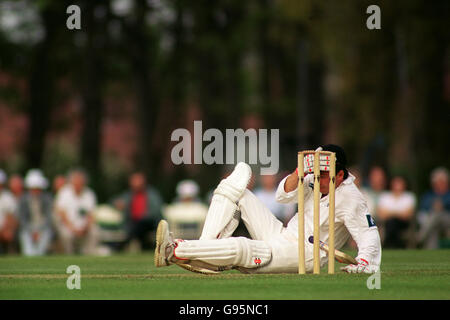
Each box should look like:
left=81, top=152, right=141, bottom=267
left=238, top=189, right=284, bottom=241
left=174, top=237, right=272, bottom=269
left=155, top=220, right=271, bottom=271
left=199, top=162, right=252, bottom=240
left=237, top=232, right=327, bottom=274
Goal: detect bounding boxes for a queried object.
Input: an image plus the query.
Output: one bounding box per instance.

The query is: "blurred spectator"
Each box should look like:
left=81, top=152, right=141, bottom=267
left=49, top=175, right=67, bottom=254
left=417, top=167, right=450, bottom=249
left=113, top=172, right=163, bottom=251
left=54, top=169, right=99, bottom=255
left=0, top=169, right=18, bottom=254
left=18, top=170, right=53, bottom=256
left=361, top=166, right=388, bottom=220
left=8, top=174, right=24, bottom=202
left=254, top=174, right=292, bottom=225
left=163, top=180, right=208, bottom=239
left=377, top=175, right=416, bottom=248
left=52, top=175, right=67, bottom=195
left=7, top=174, right=24, bottom=253
left=349, top=166, right=363, bottom=188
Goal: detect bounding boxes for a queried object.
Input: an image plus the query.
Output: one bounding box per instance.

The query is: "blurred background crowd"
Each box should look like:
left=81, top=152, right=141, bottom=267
left=0, top=0, right=449, bottom=256
left=0, top=163, right=448, bottom=256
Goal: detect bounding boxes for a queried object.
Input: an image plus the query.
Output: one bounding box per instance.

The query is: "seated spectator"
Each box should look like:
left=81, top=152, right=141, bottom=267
left=349, top=166, right=363, bottom=188
left=377, top=175, right=416, bottom=248
left=18, top=170, right=53, bottom=256
left=361, top=166, right=388, bottom=220
left=9, top=174, right=24, bottom=203
left=113, top=172, right=163, bottom=251
left=163, top=180, right=208, bottom=239
left=52, top=175, right=67, bottom=195
left=0, top=169, right=18, bottom=254
left=54, top=169, right=99, bottom=255
left=254, top=174, right=293, bottom=226
left=417, top=167, right=450, bottom=249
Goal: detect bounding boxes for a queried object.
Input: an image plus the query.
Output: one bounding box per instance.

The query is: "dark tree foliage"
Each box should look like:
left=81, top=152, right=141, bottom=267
left=0, top=0, right=448, bottom=201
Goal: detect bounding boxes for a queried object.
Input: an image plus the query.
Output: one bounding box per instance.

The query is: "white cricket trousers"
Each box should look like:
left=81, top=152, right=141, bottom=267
left=175, top=189, right=321, bottom=273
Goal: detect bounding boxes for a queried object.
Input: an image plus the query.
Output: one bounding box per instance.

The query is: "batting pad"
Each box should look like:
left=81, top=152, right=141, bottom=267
left=174, top=237, right=272, bottom=269
left=200, top=162, right=251, bottom=240
left=199, top=194, right=239, bottom=240
left=213, top=162, right=252, bottom=203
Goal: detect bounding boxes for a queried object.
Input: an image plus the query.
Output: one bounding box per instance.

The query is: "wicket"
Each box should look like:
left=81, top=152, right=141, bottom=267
left=297, top=150, right=336, bottom=274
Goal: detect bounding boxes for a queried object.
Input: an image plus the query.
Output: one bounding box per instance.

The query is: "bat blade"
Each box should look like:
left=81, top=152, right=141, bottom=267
left=308, top=236, right=357, bottom=265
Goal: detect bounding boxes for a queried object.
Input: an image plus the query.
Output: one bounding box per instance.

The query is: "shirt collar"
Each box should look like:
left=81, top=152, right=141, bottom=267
left=341, top=172, right=356, bottom=186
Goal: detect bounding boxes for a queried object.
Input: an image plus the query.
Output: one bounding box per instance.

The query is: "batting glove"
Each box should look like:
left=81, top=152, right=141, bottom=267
left=296, top=147, right=324, bottom=175
left=340, top=258, right=378, bottom=274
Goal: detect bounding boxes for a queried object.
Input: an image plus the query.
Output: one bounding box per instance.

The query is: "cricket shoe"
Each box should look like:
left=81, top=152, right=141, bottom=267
left=155, top=220, right=234, bottom=274
left=214, top=162, right=252, bottom=203
left=154, top=220, right=177, bottom=267
left=154, top=220, right=218, bottom=270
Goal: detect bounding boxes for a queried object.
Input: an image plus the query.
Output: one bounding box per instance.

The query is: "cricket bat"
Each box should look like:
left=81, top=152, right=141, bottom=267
left=308, top=236, right=358, bottom=265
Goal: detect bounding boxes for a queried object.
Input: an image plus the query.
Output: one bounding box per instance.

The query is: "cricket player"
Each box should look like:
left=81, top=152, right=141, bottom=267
left=155, top=144, right=381, bottom=274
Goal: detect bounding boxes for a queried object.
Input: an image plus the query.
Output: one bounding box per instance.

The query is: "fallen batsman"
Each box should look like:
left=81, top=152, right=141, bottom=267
left=155, top=144, right=381, bottom=274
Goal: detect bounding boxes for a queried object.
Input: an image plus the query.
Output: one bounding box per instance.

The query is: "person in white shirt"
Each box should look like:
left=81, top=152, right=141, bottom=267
left=377, top=175, right=416, bottom=248
left=54, top=169, right=99, bottom=255
left=154, top=145, right=381, bottom=274
left=361, top=166, right=388, bottom=220
left=163, top=180, right=208, bottom=239
left=0, top=169, right=18, bottom=254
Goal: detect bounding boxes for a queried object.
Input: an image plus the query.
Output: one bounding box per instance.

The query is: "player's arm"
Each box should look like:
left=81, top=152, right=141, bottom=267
left=284, top=169, right=299, bottom=193
left=275, top=172, right=297, bottom=204
left=277, top=147, right=322, bottom=203
left=276, top=171, right=314, bottom=204
left=342, top=199, right=382, bottom=274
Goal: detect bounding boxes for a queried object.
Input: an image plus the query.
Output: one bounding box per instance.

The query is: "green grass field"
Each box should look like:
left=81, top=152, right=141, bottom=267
left=0, top=249, right=449, bottom=300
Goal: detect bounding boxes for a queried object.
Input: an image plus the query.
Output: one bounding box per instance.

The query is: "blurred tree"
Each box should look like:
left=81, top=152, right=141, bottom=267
left=24, top=1, right=66, bottom=169
left=0, top=0, right=448, bottom=201
left=79, top=0, right=109, bottom=199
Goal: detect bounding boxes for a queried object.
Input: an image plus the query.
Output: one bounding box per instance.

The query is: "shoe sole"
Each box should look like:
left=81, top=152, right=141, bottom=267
left=154, top=220, right=169, bottom=267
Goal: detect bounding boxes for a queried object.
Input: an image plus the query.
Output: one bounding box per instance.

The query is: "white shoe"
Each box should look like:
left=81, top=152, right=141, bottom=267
left=154, top=220, right=176, bottom=267
left=214, top=162, right=252, bottom=203
left=155, top=220, right=227, bottom=274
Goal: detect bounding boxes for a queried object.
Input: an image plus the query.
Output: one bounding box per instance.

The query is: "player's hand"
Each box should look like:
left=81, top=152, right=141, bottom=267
left=302, top=146, right=335, bottom=174
left=340, top=258, right=378, bottom=274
